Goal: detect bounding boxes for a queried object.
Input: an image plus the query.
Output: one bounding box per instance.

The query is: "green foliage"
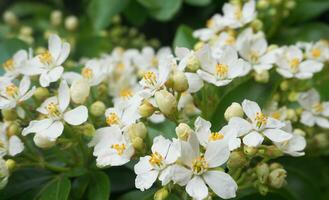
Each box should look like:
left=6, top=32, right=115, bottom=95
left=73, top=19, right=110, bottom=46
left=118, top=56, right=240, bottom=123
left=38, top=177, right=71, bottom=200
left=87, top=171, right=111, bottom=200
left=173, top=25, right=197, bottom=49
left=185, top=0, right=212, bottom=6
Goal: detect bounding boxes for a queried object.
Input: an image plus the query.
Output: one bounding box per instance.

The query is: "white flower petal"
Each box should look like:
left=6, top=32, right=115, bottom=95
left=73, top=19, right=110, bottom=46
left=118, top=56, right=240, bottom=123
left=22, top=119, right=53, bottom=136
left=228, top=117, right=252, bottom=136
left=315, top=117, right=329, bottom=129
left=186, top=176, right=208, bottom=200
left=263, top=129, right=292, bottom=143
left=63, top=106, right=88, bottom=125
left=58, top=80, right=70, bottom=111
left=134, top=156, right=153, bottom=175
left=49, top=34, right=61, bottom=60
left=172, top=165, right=193, bottom=186
left=242, top=131, right=264, bottom=147
left=205, top=140, right=230, bottom=168
left=242, top=99, right=261, bottom=121
left=185, top=72, right=204, bottom=93
left=300, top=111, right=315, bottom=127
left=8, top=136, right=24, bottom=156
left=194, top=116, right=212, bottom=147
left=38, top=120, right=64, bottom=140
left=203, top=171, right=237, bottom=199
left=135, top=170, right=159, bottom=191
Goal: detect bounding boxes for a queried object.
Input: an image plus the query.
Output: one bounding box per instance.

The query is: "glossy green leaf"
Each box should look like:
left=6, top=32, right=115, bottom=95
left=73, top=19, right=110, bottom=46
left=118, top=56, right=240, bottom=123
left=38, top=177, right=71, bottom=200
left=9, top=2, right=52, bottom=18
left=117, top=189, right=156, bottom=200
left=185, top=0, right=212, bottom=6
left=148, top=120, right=176, bottom=141
left=87, top=0, right=130, bottom=31
left=107, top=167, right=135, bottom=193
left=123, top=1, right=148, bottom=26
left=173, top=24, right=197, bottom=49
left=137, top=0, right=162, bottom=9
left=87, top=171, right=110, bottom=200
left=149, top=0, right=182, bottom=21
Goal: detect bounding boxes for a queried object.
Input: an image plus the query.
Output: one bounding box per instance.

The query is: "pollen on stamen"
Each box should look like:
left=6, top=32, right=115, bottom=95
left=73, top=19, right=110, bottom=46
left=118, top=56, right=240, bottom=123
left=192, top=156, right=208, bottom=175
left=111, top=143, right=126, bottom=156
left=39, top=51, right=53, bottom=65
left=215, top=63, right=229, bottom=78
left=106, top=112, right=120, bottom=125
left=46, top=102, right=61, bottom=117
left=149, top=151, right=163, bottom=166
left=312, top=48, right=321, bottom=58
left=255, top=112, right=267, bottom=128
left=209, top=132, right=224, bottom=141
left=289, top=58, right=300, bottom=73
left=143, top=71, right=157, bottom=85
left=3, top=59, right=14, bottom=71
left=81, top=68, right=93, bottom=79
left=5, top=84, right=19, bottom=97
left=119, top=88, right=133, bottom=99
left=313, top=103, right=324, bottom=113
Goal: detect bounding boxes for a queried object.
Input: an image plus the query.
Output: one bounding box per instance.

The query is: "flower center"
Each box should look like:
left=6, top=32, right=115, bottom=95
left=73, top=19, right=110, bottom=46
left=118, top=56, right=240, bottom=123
left=119, top=88, right=133, bottom=99
left=249, top=51, right=259, bottom=63
left=39, top=51, right=53, bottom=65
left=255, top=112, right=267, bottom=128
left=312, top=48, right=321, bottom=58
left=5, top=84, right=19, bottom=97
left=106, top=112, right=120, bottom=126
left=206, top=19, right=214, bottom=28
left=234, top=7, right=242, bottom=20
left=209, top=132, right=224, bottom=141
left=271, top=111, right=281, bottom=120
left=289, top=58, right=300, bottom=73
left=3, top=59, right=14, bottom=71
left=111, top=143, right=126, bottom=156
left=149, top=151, right=164, bottom=167
left=46, top=102, right=61, bottom=117
left=143, top=71, right=157, bottom=85
left=116, top=62, right=125, bottom=70
left=81, top=68, right=93, bottom=79
left=224, top=36, right=236, bottom=45
left=215, top=63, right=228, bottom=78
left=192, top=156, right=208, bottom=175
left=312, top=103, right=324, bottom=113
left=151, top=58, right=158, bottom=67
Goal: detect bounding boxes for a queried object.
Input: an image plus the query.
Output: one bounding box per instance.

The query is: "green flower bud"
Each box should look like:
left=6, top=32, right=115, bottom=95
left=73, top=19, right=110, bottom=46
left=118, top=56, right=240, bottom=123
left=139, top=100, right=155, bottom=118
left=154, top=187, right=169, bottom=200
left=194, top=42, right=204, bottom=51
left=127, top=122, right=147, bottom=139
left=293, top=128, right=305, bottom=137
left=254, top=70, right=269, bottom=83
left=1, top=109, right=17, bottom=121
left=90, top=101, right=106, bottom=117
left=251, top=19, right=263, bottom=31
left=224, top=102, right=244, bottom=121
left=5, top=159, right=16, bottom=171
left=7, top=122, right=21, bottom=137
left=314, top=133, right=329, bottom=149
left=70, top=79, right=90, bottom=104
left=257, top=0, right=270, bottom=9
left=132, top=137, right=145, bottom=151
left=186, top=55, right=200, bottom=72
left=20, top=26, right=33, bottom=36
left=65, top=15, right=78, bottom=31
left=175, top=123, right=193, bottom=141
left=165, top=73, right=174, bottom=89
left=280, top=81, right=289, bottom=91
left=288, top=91, right=299, bottom=102
left=256, top=163, right=270, bottom=184
left=285, top=0, right=296, bottom=9
left=244, top=146, right=257, bottom=156
left=50, top=10, right=62, bottom=26
left=268, top=168, right=287, bottom=189
left=258, top=184, right=269, bottom=196
left=155, top=90, right=177, bottom=117
left=269, top=162, right=283, bottom=171
left=75, top=123, right=95, bottom=137
left=286, top=109, right=297, bottom=121
left=3, top=11, right=18, bottom=27
left=173, top=71, right=188, bottom=92
left=33, top=134, right=56, bottom=149
left=265, top=146, right=283, bottom=158
left=227, top=151, right=247, bottom=170
left=34, top=87, right=50, bottom=101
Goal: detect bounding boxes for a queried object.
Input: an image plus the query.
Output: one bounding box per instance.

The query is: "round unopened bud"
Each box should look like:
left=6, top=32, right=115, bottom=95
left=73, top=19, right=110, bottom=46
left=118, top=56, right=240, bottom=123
left=244, top=146, right=257, bottom=156
left=314, top=133, right=329, bottom=149
left=173, top=71, right=188, bottom=92
left=70, top=79, right=90, bottom=104
left=288, top=91, right=299, bottom=102
left=269, top=162, right=283, bottom=171
left=5, top=159, right=15, bottom=171
left=251, top=19, right=263, bottom=31
left=269, top=8, right=277, bottom=16
left=268, top=168, right=287, bottom=189
left=1, top=109, right=17, bottom=121
left=285, top=0, right=296, bottom=9
left=20, top=26, right=33, bottom=36
left=186, top=55, right=200, bottom=72
left=75, top=123, right=95, bottom=137
left=194, top=42, right=204, bottom=51
left=227, top=151, right=247, bottom=170
left=132, top=137, right=145, bottom=151
left=3, top=11, right=18, bottom=27
left=65, top=15, right=78, bottom=31
left=33, top=134, right=56, bottom=149
left=257, top=0, right=270, bottom=9
left=224, top=102, right=244, bottom=121
left=7, top=123, right=21, bottom=136
left=34, top=87, right=50, bottom=101
left=154, top=187, right=169, bottom=200
left=265, top=145, right=283, bottom=158
left=254, top=70, right=269, bottom=83
left=271, top=0, right=282, bottom=6
left=128, top=122, right=147, bottom=139
left=155, top=90, right=177, bottom=117
left=286, top=109, right=296, bottom=121
left=280, top=81, right=289, bottom=91
left=175, top=123, right=193, bottom=141
left=139, top=100, right=155, bottom=118
left=165, top=73, right=174, bottom=89
left=256, top=163, right=270, bottom=184
left=258, top=184, right=269, bottom=196
left=50, top=10, right=62, bottom=26
left=90, top=101, right=106, bottom=117
left=293, top=128, right=305, bottom=137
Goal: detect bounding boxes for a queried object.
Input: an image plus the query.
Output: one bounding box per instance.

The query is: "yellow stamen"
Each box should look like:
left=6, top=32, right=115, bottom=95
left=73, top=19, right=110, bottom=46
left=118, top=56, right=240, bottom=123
left=3, top=59, right=14, bottom=71
left=81, top=68, right=93, bottom=79
left=209, top=132, right=224, bottom=141
left=5, top=84, right=19, bottom=97
left=234, top=8, right=242, bottom=20
left=313, top=103, right=324, bottom=113
left=149, top=152, right=163, bottom=166
left=46, top=102, right=61, bottom=117
left=143, top=71, right=157, bottom=85
left=215, top=63, right=228, bottom=78
left=271, top=112, right=281, bottom=120
left=192, top=156, right=208, bottom=175
left=111, top=143, right=126, bottom=156
left=312, top=48, right=321, bottom=58
left=119, top=88, right=133, bottom=99
left=255, top=112, right=267, bottom=128
left=289, top=58, right=300, bottom=73
left=249, top=51, right=259, bottom=63
left=151, top=57, right=158, bottom=67
left=117, top=62, right=125, bottom=70
left=39, top=51, right=53, bottom=65
left=206, top=19, right=214, bottom=28
left=224, top=36, right=236, bottom=45
left=106, top=112, right=120, bottom=125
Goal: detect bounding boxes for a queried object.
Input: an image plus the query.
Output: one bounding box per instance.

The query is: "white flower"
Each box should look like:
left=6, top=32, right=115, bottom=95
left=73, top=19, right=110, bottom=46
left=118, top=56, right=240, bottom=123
left=0, top=122, right=24, bottom=157
left=22, top=81, right=88, bottom=141
left=193, top=14, right=226, bottom=41
left=23, top=34, right=70, bottom=87
left=229, top=100, right=292, bottom=147
left=0, top=158, right=9, bottom=189
left=178, top=92, right=201, bottom=115
left=237, top=28, right=277, bottom=72
left=304, top=41, right=329, bottom=62
left=134, top=135, right=180, bottom=191
left=298, top=89, right=329, bottom=128
left=222, top=0, right=256, bottom=28
left=274, top=133, right=306, bottom=157
left=172, top=134, right=237, bottom=200
left=194, top=116, right=240, bottom=151
left=197, top=45, right=249, bottom=87
left=2, top=50, right=29, bottom=79
left=0, top=76, right=35, bottom=109
left=88, top=125, right=134, bottom=167
left=276, top=46, right=323, bottom=79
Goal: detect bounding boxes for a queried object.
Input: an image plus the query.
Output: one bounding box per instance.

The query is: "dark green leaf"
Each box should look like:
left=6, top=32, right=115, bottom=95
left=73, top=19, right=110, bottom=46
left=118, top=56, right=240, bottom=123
left=123, top=1, right=148, bottom=26
left=38, top=177, right=71, bottom=200
left=9, top=2, right=52, bottom=18
left=71, top=175, right=90, bottom=200
left=106, top=167, right=135, bottom=193
left=87, top=171, right=110, bottom=200
left=185, top=0, right=212, bottom=6
left=87, top=0, right=130, bottom=31
left=137, top=0, right=162, bottom=9
left=173, top=25, right=197, bottom=49
left=149, top=0, right=182, bottom=21
left=148, top=120, right=176, bottom=141
left=117, top=189, right=156, bottom=200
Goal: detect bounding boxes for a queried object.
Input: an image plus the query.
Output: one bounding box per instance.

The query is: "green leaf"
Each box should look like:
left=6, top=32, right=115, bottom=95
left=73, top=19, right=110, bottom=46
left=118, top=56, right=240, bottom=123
left=274, top=23, right=329, bottom=44
left=9, top=2, right=52, bottom=18
left=287, top=0, right=329, bottom=24
left=149, top=0, right=182, bottom=21
left=38, top=177, right=71, bottom=200
left=87, top=171, right=110, bottom=200
left=148, top=120, right=177, bottom=141
left=137, top=0, right=162, bottom=9
left=71, top=175, right=90, bottom=199
left=123, top=1, right=148, bottom=26
left=117, top=189, right=156, bottom=200
left=173, top=24, right=197, bottom=49
left=185, top=0, right=212, bottom=6
left=106, top=167, right=135, bottom=193
left=87, top=0, right=130, bottom=31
